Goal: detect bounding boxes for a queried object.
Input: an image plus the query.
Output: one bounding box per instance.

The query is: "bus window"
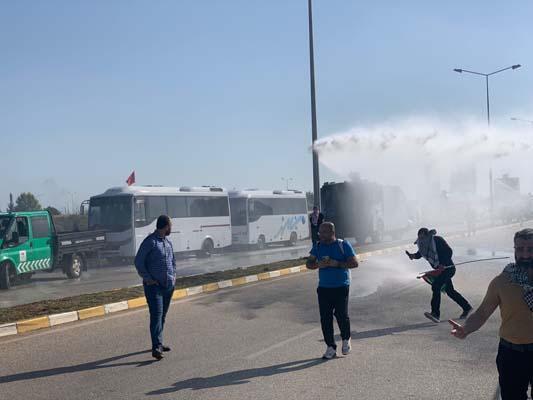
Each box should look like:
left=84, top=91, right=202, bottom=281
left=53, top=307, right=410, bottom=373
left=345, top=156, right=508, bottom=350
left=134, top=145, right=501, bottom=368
left=89, top=196, right=132, bottom=231
left=208, top=197, right=229, bottom=216
left=135, top=199, right=147, bottom=227
left=166, top=196, right=187, bottom=218
left=146, top=197, right=167, bottom=221
left=187, top=196, right=229, bottom=217
left=248, top=199, right=273, bottom=222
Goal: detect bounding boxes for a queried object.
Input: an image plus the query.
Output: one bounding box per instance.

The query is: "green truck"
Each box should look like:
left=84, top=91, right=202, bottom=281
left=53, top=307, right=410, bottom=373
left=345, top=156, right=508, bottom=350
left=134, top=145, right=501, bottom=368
left=0, top=210, right=106, bottom=289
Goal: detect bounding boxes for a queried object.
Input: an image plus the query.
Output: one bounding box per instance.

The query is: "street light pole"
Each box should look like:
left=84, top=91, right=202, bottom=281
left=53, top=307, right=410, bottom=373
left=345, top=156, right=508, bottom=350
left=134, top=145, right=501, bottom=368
left=308, top=0, right=320, bottom=208
left=485, top=75, right=490, bottom=126
left=454, top=64, right=521, bottom=127
left=453, top=64, right=522, bottom=224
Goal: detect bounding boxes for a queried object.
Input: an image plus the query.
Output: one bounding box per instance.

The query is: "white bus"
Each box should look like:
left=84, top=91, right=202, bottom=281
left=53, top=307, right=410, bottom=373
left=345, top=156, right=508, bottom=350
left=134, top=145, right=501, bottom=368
left=229, top=190, right=309, bottom=249
left=88, top=186, right=231, bottom=259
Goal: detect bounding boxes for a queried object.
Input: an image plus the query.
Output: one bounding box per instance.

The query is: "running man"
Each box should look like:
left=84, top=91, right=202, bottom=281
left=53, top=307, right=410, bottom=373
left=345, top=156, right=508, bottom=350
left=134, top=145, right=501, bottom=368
left=406, top=228, right=472, bottom=323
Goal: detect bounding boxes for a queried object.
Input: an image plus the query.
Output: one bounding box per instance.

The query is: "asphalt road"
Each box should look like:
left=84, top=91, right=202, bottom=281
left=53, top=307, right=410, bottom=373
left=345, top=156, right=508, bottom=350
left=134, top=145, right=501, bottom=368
left=0, top=223, right=526, bottom=399
left=0, top=222, right=489, bottom=308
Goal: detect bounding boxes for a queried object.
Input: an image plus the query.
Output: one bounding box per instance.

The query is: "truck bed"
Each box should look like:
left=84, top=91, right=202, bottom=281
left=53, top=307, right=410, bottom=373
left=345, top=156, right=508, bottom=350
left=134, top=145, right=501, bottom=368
left=55, top=230, right=107, bottom=259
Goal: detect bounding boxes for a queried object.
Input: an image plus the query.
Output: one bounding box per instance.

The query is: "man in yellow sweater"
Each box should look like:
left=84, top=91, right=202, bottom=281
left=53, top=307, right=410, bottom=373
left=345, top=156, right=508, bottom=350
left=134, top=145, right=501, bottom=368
left=450, top=228, right=533, bottom=400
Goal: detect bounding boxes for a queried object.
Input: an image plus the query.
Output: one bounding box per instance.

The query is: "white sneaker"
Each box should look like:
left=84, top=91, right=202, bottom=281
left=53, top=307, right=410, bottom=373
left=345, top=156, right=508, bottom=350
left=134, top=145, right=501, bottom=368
left=342, top=339, right=351, bottom=355
left=322, top=346, right=337, bottom=360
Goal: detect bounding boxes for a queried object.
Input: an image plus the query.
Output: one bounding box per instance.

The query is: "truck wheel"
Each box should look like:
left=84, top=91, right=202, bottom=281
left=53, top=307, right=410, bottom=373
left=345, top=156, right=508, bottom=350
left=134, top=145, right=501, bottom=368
left=197, top=239, right=214, bottom=258
left=257, top=235, right=266, bottom=250
left=288, top=232, right=298, bottom=246
left=66, top=254, right=83, bottom=279
left=0, top=262, right=12, bottom=290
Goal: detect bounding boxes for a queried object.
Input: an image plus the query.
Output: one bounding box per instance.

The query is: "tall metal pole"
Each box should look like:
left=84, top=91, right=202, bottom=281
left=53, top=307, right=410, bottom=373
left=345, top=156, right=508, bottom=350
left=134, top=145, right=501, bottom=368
left=308, top=0, right=320, bottom=208
left=454, top=64, right=522, bottom=226
left=489, top=168, right=494, bottom=224
left=485, top=75, right=494, bottom=223
left=486, top=75, right=490, bottom=126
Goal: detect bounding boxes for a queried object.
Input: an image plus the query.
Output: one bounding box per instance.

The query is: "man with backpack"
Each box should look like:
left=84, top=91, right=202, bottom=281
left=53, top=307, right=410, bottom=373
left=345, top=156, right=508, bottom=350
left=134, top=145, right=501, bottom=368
left=306, top=222, right=359, bottom=359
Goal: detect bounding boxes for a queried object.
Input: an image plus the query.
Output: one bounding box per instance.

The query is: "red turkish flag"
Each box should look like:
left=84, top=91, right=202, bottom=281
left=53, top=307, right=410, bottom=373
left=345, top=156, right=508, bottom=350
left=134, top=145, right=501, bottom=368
left=126, top=171, right=136, bottom=186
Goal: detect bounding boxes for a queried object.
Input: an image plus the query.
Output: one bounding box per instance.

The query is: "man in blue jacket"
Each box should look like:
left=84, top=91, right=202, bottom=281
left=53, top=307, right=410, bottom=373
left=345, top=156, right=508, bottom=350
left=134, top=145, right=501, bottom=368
left=135, top=215, right=176, bottom=360
left=307, top=222, right=359, bottom=359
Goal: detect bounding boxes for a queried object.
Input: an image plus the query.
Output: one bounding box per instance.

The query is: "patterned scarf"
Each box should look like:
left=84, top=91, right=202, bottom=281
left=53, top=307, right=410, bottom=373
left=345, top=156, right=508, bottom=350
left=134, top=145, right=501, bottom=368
left=416, top=231, right=440, bottom=269
left=504, top=263, right=533, bottom=312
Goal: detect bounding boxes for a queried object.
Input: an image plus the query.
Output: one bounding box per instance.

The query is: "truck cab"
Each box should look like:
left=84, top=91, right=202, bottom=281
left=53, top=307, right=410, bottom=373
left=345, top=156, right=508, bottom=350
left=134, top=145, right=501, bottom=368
left=0, top=211, right=106, bottom=289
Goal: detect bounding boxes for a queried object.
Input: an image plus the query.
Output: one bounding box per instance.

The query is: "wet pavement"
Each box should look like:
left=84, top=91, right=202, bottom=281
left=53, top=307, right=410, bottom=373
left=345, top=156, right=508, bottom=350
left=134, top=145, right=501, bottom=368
left=0, top=221, right=522, bottom=308
left=1, top=222, right=529, bottom=399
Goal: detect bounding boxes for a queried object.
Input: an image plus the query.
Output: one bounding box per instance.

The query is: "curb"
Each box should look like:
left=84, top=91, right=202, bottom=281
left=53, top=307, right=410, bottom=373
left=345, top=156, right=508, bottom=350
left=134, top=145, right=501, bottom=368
left=0, top=222, right=523, bottom=339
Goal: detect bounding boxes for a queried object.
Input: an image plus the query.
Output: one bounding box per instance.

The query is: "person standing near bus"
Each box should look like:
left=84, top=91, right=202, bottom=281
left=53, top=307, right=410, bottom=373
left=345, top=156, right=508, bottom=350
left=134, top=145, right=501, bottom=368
left=309, top=206, right=324, bottom=245
left=134, top=215, right=176, bottom=361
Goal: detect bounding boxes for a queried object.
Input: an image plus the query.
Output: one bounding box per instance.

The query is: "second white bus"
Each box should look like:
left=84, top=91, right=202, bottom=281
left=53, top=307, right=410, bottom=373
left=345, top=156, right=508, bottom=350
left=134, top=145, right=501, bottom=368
left=229, top=190, right=309, bottom=249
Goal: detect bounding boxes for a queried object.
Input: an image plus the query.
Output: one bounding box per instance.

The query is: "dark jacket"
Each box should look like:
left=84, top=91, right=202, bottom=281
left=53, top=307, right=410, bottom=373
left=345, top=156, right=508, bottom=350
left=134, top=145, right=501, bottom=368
left=412, top=235, right=454, bottom=267
left=309, top=212, right=324, bottom=228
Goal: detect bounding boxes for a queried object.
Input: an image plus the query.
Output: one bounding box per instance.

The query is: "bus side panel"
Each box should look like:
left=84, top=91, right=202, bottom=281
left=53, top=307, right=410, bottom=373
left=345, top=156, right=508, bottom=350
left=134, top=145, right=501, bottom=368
left=249, top=214, right=307, bottom=244
left=169, top=216, right=231, bottom=252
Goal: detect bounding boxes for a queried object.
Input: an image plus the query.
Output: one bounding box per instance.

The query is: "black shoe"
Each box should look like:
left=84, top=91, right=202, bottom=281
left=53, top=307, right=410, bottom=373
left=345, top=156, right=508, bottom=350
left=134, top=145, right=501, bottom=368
left=459, top=306, right=473, bottom=320
left=161, top=345, right=171, bottom=352
left=424, top=312, right=440, bottom=323
left=152, top=349, right=164, bottom=360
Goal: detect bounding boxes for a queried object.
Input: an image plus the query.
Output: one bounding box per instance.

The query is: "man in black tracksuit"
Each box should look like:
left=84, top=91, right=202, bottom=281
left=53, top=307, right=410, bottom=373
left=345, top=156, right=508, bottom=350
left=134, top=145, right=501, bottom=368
left=406, top=228, right=472, bottom=323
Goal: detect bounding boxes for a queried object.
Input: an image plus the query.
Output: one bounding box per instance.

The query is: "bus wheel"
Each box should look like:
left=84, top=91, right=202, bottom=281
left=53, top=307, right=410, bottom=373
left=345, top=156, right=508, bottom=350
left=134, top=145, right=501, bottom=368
left=198, top=239, right=214, bottom=258
left=0, top=262, right=12, bottom=290
left=66, top=254, right=83, bottom=279
left=257, top=235, right=266, bottom=250
left=288, top=232, right=298, bottom=246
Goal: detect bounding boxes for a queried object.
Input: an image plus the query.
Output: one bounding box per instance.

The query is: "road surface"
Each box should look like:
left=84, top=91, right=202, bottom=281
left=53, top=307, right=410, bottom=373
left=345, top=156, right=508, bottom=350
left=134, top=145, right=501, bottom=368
left=0, top=222, right=491, bottom=308
left=0, top=223, right=524, bottom=399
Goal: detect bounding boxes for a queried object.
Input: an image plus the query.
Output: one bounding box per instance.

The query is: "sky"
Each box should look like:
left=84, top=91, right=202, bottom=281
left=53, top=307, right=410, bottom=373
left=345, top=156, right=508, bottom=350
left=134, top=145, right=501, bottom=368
left=1, top=0, right=533, bottom=211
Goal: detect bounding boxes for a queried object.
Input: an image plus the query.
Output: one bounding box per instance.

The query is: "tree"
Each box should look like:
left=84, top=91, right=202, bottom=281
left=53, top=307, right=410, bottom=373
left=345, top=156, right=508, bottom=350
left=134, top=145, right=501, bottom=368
left=14, top=193, right=42, bottom=212
left=45, top=206, right=61, bottom=216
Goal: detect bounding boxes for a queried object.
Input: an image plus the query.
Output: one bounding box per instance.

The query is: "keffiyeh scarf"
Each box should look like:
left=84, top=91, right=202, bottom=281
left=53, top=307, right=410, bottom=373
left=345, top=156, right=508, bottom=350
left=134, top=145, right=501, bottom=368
left=504, top=263, right=533, bottom=312
left=416, top=230, right=440, bottom=269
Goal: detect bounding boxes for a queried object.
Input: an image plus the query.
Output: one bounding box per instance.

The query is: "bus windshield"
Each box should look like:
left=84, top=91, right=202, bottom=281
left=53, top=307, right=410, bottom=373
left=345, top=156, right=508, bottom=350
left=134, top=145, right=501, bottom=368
left=88, top=196, right=132, bottom=231
left=229, top=198, right=247, bottom=226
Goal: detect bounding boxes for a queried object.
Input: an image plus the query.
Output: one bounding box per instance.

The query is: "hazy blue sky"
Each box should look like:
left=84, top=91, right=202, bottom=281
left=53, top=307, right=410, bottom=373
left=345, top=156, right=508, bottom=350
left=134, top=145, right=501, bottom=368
left=2, top=1, right=532, bottom=210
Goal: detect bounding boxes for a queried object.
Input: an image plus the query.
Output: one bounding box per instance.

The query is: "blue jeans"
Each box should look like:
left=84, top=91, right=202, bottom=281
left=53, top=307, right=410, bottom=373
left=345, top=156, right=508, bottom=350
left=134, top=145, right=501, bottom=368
left=143, top=283, right=175, bottom=351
